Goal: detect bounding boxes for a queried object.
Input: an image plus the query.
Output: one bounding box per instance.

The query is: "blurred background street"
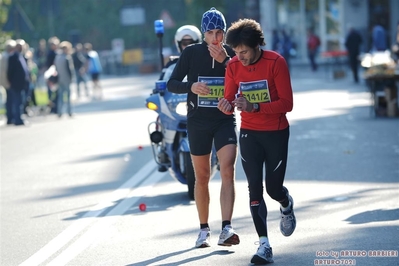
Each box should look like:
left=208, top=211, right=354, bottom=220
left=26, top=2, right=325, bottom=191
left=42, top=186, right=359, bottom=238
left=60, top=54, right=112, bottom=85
left=1, top=0, right=399, bottom=265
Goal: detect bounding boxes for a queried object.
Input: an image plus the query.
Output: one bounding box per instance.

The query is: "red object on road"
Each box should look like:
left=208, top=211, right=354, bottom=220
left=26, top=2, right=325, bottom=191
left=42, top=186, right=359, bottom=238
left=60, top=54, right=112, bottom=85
left=139, top=203, right=146, bottom=211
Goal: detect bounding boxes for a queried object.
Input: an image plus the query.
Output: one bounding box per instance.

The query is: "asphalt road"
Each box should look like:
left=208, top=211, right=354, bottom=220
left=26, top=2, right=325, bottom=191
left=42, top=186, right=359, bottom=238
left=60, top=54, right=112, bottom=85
left=1, top=68, right=398, bottom=266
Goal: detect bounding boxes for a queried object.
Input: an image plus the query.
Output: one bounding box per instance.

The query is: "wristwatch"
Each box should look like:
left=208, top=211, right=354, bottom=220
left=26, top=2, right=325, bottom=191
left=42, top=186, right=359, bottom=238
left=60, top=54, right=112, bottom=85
left=251, top=103, right=260, bottom=113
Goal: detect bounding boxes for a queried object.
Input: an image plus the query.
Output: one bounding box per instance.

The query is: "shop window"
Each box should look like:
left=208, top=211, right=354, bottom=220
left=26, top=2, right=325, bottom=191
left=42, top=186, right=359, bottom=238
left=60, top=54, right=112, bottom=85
left=324, top=0, right=341, bottom=51
left=325, top=0, right=340, bottom=35
left=276, top=0, right=301, bottom=58
left=305, top=0, right=320, bottom=32
left=368, top=0, right=390, bottom=51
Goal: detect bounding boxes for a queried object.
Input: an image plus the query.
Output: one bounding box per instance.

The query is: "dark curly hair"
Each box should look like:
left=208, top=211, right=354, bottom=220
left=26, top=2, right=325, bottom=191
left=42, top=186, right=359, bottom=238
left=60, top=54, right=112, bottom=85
left=225, top=18, right=265, bottom=49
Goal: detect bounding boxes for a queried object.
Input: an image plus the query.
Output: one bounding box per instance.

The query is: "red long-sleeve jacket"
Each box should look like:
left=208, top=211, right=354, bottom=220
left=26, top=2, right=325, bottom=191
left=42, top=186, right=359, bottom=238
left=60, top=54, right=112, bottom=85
left=224, top=50, right=293, bottom=131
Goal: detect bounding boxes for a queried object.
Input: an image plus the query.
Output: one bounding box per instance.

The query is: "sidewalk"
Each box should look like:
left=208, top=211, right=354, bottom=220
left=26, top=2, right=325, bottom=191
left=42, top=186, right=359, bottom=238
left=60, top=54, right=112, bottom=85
left=292, top=63, right=399, bottom=118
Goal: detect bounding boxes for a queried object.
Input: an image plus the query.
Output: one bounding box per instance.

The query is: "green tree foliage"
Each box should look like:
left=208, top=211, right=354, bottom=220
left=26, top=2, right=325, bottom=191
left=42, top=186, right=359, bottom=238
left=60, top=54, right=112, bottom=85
left=0, top=0, right=13, bottom=51
left=2, top=0, right=238, bottom=51
left=8, top=0, right=191, bottom=50
left=0, top=0, right=12, bottom=24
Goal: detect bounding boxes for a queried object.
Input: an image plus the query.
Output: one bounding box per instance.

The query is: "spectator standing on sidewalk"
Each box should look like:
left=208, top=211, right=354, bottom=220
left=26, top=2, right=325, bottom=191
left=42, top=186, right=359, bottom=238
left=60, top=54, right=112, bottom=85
left=54, top=41, right=74, bottom=117
left=371, top=23, right=387, bottom=52
left=72, top=43, right=89, bottom=98
left=345, top=26, right=363, bottom=83
left=0, top=39, right=16, bottom=125
left=218, top=18, right=296, bottom=264
left=306, top=27, right=321, bottom=71
left=280, top=29, right=293, bottom=70
left=34, top=39, right=47, bottom=88
left=7, top=39, right=31, bottom=126
left=45, top=37, right=60, bottom=113
left=24, top=48, right=39, bottom=113
left=84, top=43, right=103, bottom=100
left=271, top=29, right=280, bottom=52
left=167, top=7, right=240, bottom=249
left=391, top=21, right=399, bottom=63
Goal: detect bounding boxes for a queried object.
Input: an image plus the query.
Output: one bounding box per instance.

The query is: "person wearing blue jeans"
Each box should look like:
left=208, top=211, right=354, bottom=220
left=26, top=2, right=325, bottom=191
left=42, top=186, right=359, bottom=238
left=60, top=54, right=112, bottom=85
left=72, top=43, right=89, bottom=98
left=56, top=83, right=72, bottom=117
left=7, top=39, right=30, bottom=126
left=8, top=89, right=25, bottom=125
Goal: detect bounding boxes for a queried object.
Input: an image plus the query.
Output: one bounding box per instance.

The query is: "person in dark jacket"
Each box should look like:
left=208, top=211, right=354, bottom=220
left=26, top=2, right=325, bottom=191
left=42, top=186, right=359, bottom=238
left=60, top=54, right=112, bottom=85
left=307, top=27, right=321, bottom=71
left=0, top=39, right=16, bottom=125
left=280, top=29, right=293, bottom=70
left=345, top=27, right=363, bottom=83
left=392, top=21, right=399, bottom=63
left=72, top=43, right=89, bottom=98
left=7, top=39, right=30, bottom=125
left=45, top=36, right=60, bottom=113
left=371, top=24, right=387, bottom=52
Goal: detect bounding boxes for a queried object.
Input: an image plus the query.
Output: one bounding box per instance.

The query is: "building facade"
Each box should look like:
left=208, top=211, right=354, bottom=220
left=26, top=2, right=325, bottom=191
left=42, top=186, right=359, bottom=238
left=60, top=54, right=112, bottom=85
left=259, top=0, right=399, bottom=64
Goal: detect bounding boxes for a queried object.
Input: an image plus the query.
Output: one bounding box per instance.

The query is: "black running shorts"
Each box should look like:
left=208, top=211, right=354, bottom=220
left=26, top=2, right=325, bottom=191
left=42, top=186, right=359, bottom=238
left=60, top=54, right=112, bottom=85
left=187, top=116, right=237, bottom=156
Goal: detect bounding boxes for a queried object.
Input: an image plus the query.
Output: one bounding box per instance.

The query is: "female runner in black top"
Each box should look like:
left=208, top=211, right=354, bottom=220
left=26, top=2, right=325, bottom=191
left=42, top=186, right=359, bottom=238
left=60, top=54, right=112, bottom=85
left=167, top=7, right=240, bottom=249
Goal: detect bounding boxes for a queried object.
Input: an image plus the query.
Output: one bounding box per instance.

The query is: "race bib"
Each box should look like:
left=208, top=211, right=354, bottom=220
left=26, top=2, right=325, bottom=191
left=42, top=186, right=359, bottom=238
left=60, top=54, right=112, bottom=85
left=238, top=80, right=271, bottom=103
left=197, top=76, right=225, bottom=107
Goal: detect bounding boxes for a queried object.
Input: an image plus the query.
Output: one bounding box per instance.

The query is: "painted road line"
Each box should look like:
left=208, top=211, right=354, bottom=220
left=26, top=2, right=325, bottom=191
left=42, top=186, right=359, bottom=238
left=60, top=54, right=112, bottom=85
left=19, top=160, right=158, bottom=266
left=47, top=170, right=167, bottom=266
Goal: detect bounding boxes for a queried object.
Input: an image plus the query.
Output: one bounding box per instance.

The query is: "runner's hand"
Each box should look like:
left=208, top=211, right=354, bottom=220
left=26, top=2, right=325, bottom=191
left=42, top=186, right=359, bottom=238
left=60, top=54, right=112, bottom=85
left=208, top=42, right=227, bottom=63
left=191, top=82, right=210, bottom=96
left=217, top=98, right=233, bottom=114
left=232, top=97, right=252, bottom=112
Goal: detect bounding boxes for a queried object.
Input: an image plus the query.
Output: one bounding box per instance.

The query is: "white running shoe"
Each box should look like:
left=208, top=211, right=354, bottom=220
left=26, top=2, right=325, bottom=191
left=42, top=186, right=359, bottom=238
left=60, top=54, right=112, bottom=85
left=195, top=228, right=211, bottom=248
left=280, top=194, right=296, bottom=237
left=217, top=225, right=240, bottom=246
left=251, top=242, right=274, bottom=264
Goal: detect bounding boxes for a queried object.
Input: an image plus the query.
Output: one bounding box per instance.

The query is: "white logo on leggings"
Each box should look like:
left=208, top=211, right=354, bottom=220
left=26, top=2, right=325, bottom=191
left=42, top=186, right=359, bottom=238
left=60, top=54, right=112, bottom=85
left=241, top=134, right=247, bottom=138
left=273, top=160, right=282, bottom=171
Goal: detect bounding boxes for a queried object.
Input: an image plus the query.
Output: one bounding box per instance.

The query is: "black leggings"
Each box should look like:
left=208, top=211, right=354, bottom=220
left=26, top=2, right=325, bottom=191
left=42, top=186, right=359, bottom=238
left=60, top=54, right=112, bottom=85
left=239, top=127, right=290, bottom=237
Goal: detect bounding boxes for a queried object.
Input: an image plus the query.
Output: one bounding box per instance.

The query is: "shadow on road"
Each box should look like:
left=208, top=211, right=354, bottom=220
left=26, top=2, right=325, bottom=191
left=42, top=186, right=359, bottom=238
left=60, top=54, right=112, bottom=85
left=345, top=208, right=399, bottom=224
left=126, top=248, right=235, bottom=266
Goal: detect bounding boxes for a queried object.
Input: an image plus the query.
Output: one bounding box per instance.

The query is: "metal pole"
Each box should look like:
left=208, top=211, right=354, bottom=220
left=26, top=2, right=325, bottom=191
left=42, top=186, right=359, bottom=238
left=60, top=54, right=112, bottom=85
left=158, top=35, right=164, bottom=69
left=154, top=20, right=165, bottom=70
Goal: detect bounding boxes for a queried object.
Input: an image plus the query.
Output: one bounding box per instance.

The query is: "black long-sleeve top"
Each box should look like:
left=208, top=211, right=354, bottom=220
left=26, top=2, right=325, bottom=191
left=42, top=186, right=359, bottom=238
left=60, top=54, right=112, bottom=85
left=167, top=41, right=235, bottom=120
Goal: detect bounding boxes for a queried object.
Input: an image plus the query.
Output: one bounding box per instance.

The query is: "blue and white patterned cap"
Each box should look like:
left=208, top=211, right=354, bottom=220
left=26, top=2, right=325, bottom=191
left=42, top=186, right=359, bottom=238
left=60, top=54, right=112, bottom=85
left=201, top=7, right=226, bottom=33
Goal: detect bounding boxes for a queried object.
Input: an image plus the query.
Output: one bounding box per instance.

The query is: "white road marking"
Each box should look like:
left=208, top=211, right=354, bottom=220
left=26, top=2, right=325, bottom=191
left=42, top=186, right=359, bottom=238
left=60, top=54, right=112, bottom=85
left=19, top=160, right=162, bottom=266
left=47, top=170, right=167, bottom=266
